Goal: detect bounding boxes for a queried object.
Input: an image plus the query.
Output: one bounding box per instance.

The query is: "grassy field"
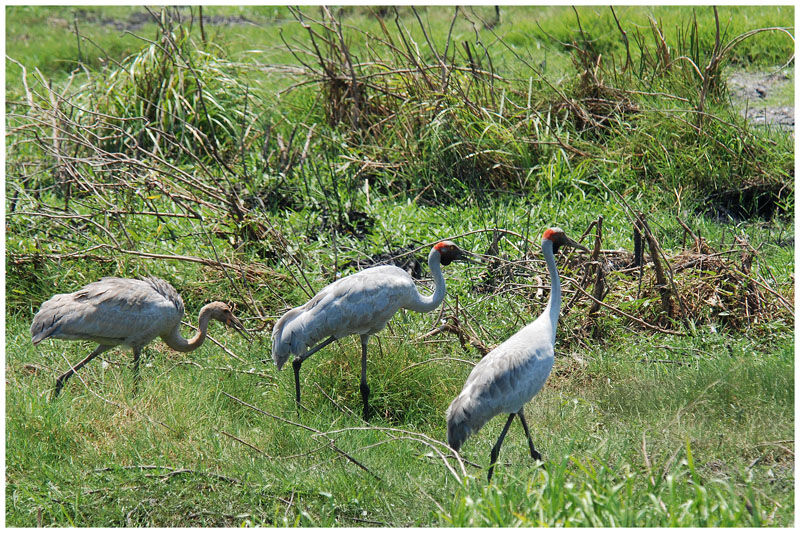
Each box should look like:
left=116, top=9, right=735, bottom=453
left=5, top=5, right=794, bottom=526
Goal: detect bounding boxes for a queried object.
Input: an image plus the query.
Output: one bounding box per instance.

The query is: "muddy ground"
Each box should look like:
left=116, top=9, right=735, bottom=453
left=727, top=69, right=794, bottom=129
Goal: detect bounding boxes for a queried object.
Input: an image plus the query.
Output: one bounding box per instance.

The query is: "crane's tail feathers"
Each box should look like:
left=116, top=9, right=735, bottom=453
left=271, top=306, right=306, bottom=370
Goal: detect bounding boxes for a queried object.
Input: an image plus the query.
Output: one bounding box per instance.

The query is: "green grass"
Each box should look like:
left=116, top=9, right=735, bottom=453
left=6, top=314, right=793, bottom=526
left=5, top=197, right=794, bottom=526
left=5, top=4, right=794, bottom=527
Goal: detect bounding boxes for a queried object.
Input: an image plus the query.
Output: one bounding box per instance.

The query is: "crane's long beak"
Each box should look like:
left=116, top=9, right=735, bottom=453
left=227, top=314, right=255, bottom=342
left=456, top=249, right=483, bottom=265
left=566, top=236, right=589, bottom=253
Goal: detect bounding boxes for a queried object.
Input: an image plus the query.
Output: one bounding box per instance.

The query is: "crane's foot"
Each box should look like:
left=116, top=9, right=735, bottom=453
left=488, top=449, right=502, bottom=483
left=52, top=373, right=70, bottom=400
left=487, top=463, right=496, bottom=483
left=52, top=382, right=65, bottom=400
left=528, top=447, right=546, bottom=471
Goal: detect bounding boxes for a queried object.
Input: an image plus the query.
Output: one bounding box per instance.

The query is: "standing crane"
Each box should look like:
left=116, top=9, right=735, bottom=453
left=446, top=227, right=587, bottom=482
left=31, top=276, right=250, bottom=399
left=272, top=241, right=480, bottom=420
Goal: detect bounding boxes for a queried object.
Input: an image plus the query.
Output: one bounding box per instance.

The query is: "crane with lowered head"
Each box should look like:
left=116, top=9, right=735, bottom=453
left=446, top=227, right=587, bottom=482
left=31, top=276, right=250, bottom=399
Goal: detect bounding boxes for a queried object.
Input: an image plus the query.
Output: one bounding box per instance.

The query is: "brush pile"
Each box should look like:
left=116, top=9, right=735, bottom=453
left=467, top=215, right=793, bottom=344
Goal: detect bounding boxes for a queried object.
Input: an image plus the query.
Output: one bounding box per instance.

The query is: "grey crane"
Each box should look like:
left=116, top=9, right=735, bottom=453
left=272, top=241, right=479, bottom=420
left=446, top=227, right=587, bottom=482
left=31, top=276, right=249, bottom=399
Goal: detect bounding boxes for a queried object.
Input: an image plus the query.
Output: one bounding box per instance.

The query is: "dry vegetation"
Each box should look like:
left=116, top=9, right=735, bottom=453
left=5, top=5, right=794, bottom=527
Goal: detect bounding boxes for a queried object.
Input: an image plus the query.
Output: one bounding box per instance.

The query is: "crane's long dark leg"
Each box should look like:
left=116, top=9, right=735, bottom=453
left=131, top=347, right=142, bottom=395
left=292, top=335, right=336, bottom=411
left=53, top=344, right=112, bottom=400
left=359, top=334, right=371, bottom=420
left=517, top=409, right=542, bottom=461
left=487, top=413, right=516, bottom=482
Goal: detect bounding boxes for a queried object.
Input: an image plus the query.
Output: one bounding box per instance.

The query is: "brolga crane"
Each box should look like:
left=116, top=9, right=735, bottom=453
left=272, top=241, right=480, bottom=420
left=31, top=276, right=250, bottom=399
left=446, top=227, right=587, bottom=482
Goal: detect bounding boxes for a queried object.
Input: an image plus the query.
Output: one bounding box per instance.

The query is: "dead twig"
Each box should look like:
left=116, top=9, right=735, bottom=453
left=565, top=279, right=684, bottom=335
left=94, top=463, right=239, bottom=484
left=588, top=215, right=605, bottom=316
left=398, top=356, right=477, bottom=375
left=173, top=361, right=275, bottom=382
left=610, top=7, right=631, bottom=73
left=637, top=213, right=673, bottom=318
left=152, top=468, right=240, bottom=484
left=218, top=429, right=273, bottom=459
left=317, top=425, right=466, bottom=483
left=415, top=315, right=492, bottom=356
left=221, top=391, right=382, bottom=481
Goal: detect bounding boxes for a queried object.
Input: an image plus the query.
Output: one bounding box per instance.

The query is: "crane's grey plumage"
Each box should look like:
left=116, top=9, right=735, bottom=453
left=31, top=276, right=249, bottom=399
left=446, top=228, right=587, bottom=481
left=272, top=241, right=478, bottom=419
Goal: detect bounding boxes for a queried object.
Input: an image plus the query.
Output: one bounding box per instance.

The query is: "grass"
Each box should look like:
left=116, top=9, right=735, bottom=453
left=5, top=4, right=795, bottom=527
left=6, top=313, right=793, bottom=526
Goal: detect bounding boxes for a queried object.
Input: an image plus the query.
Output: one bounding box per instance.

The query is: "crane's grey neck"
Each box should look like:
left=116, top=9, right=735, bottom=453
left=542, top=238, right=561, bottom=341
left=162, top=304, right=214, bottom=352
left=405, top=247, right=446, bottom=313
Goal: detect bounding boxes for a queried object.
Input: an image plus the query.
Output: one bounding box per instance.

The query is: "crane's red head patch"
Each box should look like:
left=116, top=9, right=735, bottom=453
left=435, top=241, right=454, bottom=252
left=543, top=228, right=558, bottom=241
left=542, top=227, right=587, bottom=254
left=435, top=240, right=465, bottom=266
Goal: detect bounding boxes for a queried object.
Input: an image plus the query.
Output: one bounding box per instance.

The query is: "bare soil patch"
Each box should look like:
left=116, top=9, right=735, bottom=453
left=75, top=8, right=259, bottom=33
left=727, top=69, right=794, bottom=130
